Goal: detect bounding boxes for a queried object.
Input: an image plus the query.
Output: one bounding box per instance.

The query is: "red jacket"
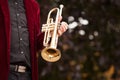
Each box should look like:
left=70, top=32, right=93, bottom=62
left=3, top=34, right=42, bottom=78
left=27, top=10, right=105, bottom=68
left=0, top=0, right=44, bottom=80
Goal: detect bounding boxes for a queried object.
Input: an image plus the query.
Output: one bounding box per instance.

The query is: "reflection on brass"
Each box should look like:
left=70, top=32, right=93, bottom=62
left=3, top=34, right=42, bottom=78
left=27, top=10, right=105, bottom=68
left=40, top=5, right=64, bottom=62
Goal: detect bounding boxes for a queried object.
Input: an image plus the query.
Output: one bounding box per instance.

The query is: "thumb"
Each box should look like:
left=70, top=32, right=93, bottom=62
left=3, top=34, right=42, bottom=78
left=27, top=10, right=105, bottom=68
left=58, top=16, right=62, bottom=23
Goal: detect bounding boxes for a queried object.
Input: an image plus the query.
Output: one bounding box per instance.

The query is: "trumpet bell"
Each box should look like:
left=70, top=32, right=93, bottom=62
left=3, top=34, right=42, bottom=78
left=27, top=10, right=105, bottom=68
left=41, top=47, right=61, bottom=62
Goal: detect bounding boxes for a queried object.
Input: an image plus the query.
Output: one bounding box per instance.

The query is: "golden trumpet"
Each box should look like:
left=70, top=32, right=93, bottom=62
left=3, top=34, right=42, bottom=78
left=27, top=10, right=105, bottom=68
left=41, top=5, right=64, bottom=62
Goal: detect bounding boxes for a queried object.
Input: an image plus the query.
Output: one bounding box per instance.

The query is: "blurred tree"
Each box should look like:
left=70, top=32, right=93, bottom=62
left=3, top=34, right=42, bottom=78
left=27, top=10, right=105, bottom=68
left=37, top=0, right=120, bottom=80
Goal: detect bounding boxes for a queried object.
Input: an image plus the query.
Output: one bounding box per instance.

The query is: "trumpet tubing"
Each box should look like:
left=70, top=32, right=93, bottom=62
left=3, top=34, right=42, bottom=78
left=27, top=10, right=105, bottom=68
left=41, top=4, right=64, bottom=62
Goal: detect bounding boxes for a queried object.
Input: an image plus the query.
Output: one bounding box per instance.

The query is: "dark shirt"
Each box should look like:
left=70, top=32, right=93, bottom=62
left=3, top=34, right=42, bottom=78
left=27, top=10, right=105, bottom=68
left=8, top=0, right=31, bottom=68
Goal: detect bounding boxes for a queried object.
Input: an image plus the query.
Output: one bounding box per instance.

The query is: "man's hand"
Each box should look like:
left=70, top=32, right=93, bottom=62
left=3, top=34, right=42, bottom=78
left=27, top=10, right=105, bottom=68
left=57, top=16, right=68, bottom=36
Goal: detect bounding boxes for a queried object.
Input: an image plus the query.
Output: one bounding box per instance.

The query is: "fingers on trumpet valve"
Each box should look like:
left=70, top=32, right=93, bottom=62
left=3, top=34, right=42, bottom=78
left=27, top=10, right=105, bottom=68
left=42, top=22, right=68, bottom=36
left=58, top=21, right=68, bottom=36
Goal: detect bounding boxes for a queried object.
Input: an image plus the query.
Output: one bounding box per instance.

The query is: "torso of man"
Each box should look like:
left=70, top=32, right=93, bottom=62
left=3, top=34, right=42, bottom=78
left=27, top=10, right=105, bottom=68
left=8, top=0, right=31, bottom=68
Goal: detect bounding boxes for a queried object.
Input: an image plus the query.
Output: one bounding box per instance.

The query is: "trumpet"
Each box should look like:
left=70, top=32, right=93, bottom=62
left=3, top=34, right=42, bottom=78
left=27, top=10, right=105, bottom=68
left=41, top=5, right=64, bottom=62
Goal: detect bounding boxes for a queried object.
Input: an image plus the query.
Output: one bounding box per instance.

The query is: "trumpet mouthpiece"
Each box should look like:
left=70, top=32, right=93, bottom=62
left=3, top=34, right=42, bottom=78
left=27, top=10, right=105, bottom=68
left=60, top=4, right=64, bottom=8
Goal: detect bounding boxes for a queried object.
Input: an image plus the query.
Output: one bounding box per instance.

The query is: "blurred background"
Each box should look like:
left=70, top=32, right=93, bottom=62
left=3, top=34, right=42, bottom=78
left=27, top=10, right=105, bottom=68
left=37, top=0, right=120, bottom=80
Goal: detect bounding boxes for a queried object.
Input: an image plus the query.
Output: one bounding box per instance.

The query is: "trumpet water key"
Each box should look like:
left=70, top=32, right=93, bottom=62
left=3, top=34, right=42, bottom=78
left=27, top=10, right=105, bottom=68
left=41, top=5, right=64, bottom=62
